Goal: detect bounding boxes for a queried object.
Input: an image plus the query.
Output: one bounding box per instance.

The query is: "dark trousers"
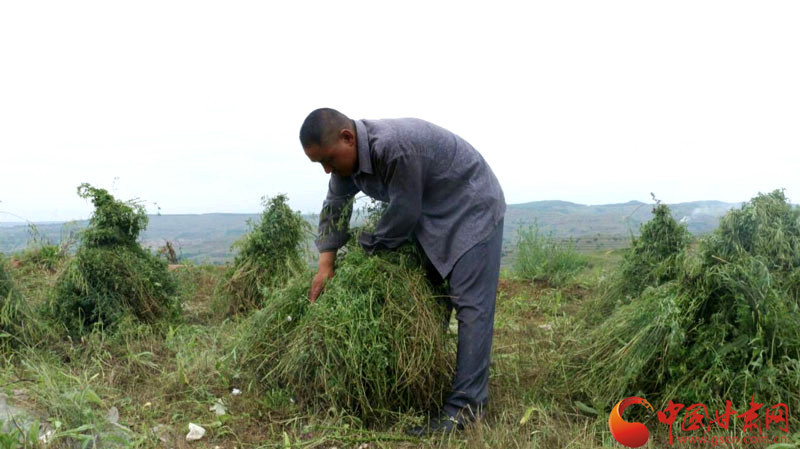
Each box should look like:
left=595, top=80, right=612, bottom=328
left=432, top=218, right=503, bottom=419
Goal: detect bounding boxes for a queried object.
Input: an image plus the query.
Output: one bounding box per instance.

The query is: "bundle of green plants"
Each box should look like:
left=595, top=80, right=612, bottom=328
left=239, top=241, right=455, bottom=423
left=0, top=255, right=37, bottom=352
left=588, top=201, right=691, bottom=319
left=513, top=224, right=588, bottom=286
left=50, top=184, right=179, bottom=335
left=218, top=194, right=310, bottom=315
left=570, top=190, right=800, bottom=413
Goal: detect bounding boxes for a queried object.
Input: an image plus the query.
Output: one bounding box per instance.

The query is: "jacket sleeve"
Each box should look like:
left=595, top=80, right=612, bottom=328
left=315, top=174, right=360, bottom=252
left=359, top=153, right=424, bottom=252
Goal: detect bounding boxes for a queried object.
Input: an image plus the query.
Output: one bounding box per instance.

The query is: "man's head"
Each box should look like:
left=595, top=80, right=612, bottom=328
left=300, top=108, right=358, bottom=177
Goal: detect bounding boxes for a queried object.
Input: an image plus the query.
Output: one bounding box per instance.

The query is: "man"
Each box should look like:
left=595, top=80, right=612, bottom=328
left=300, top=108, right=505, bottom=436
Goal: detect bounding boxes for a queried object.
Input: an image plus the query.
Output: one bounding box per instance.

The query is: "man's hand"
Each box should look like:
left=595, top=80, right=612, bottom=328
left=309, top=251, right=337, bottom=302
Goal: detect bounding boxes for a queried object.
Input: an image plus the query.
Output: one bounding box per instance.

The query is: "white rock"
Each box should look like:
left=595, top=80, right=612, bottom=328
left=186, top=423, right=206, bottom=441
left=231, top=388, right=242, bottom=396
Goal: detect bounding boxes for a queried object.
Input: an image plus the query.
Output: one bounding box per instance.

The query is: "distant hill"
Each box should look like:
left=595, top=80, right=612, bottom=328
left=0, top=200, right=740, bottom=264
left=505, top=199, right=737, bottom=236
left=502, top=199, right=738, bottom=252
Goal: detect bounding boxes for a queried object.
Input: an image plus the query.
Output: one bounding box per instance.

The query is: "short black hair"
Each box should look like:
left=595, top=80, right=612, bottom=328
left=299, top=108, right=353, bottom=148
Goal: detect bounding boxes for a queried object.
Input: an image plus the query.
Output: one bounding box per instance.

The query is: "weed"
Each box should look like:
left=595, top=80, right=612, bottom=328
left=0, top=255, right=38, bottom=353
left=513, top=224, right=588, bottom=286
left=12, top=224, right=69, bottom=272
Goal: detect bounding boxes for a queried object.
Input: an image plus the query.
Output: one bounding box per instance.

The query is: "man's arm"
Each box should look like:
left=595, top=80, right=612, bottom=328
left=310, top=174, right=359, bottom=302
left=316, top=174, right=359, bottom=252
left=309, top=251, right=336, bottom=302
left=359, top=153, right=425, bottom=252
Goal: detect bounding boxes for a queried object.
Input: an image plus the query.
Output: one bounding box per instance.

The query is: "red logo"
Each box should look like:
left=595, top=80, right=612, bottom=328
left=609, top=395, right=789, bottom=446
left=609, top=396, right=654, bottom=448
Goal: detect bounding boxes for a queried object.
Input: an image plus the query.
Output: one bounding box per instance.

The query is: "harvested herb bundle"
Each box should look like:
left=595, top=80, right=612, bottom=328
left=51, top=184, right=178, bottom=334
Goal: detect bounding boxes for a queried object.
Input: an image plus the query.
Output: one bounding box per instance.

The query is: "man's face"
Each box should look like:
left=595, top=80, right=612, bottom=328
left=304, top=128, right=358, bottom=177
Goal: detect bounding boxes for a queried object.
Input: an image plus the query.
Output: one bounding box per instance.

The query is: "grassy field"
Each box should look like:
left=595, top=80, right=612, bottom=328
left=3, top=245, right=796, bottom=449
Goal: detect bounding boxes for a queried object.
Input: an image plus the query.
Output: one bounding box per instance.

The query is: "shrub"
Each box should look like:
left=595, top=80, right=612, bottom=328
left=50, top=184, right=179, bottom=335
left=513, top=224, right=588, bottom=285
left=218, top=194, right=311, bottom=315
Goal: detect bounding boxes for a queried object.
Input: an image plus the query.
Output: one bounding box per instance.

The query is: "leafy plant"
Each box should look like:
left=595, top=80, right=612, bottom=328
left=49, top=184, right=179, bottom=335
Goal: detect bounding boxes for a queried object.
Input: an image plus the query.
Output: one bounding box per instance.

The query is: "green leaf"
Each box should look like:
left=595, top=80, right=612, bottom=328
left=520, top=406, right=538, bottom=425
left=82, top=388, right=104, bottom=406
left=282, top=431, right=291, bottom=448
left=575, top=401, right=599, bottom=416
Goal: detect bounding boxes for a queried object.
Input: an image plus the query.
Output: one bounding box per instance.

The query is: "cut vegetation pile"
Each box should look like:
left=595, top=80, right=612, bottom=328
left=240, top=241, right=454, bottom=423
left=50, top=183, right=179, bottom=335
left=590, top=201, right=691, bottom=318
left=219, top=194, right=310, bottom=315
left=573, top=190, right=800, bottom=412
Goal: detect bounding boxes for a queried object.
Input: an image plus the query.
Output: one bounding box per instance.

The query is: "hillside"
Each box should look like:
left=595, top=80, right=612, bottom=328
left=0, top=200, right=738, bottom=263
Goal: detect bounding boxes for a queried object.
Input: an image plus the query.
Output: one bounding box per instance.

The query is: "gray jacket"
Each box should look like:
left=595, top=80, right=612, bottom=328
left=316, top=118, right=506, bottom=278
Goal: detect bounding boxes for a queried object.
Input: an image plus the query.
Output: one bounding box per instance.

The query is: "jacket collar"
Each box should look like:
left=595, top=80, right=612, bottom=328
left=353, top=119, right=373, bottom=176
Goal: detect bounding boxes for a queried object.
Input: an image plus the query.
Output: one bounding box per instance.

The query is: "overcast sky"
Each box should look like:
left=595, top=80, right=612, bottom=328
left=1, top=1, right=798, bottom=222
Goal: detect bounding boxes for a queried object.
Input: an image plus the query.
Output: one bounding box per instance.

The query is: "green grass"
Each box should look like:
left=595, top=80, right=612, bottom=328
left=0, top=255, right=40, bottom=354
left=1, top=199, right=799, bottom=448
left=512, top=224, right=589, bottom=286
left=0, top=247, right=618, bottom=448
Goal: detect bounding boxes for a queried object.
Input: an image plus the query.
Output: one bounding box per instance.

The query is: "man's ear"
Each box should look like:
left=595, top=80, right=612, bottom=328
left=340, top=128, right=356, bottom=145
